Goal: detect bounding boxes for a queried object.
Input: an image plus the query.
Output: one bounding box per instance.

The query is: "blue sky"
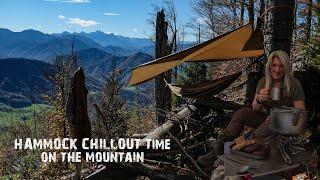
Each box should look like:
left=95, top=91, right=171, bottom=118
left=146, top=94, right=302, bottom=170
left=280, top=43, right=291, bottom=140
left=0, top=0, right=193, bottom=38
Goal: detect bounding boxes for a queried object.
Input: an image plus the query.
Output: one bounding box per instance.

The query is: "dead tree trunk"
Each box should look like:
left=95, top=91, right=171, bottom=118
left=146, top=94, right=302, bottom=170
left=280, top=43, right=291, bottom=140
left=139, top=105, right=197, bottom=146
left=155, top=10, right=172, bottom=125
left=66, top=67, right=91, bottom=147
left=264, top=0, right=295, bottom=56
left=66, top=67, right=91, bottom=179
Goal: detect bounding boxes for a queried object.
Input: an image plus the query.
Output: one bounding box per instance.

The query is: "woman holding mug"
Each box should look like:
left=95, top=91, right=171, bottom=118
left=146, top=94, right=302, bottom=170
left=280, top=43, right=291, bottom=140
left=197, top=51, right=306, bottom=166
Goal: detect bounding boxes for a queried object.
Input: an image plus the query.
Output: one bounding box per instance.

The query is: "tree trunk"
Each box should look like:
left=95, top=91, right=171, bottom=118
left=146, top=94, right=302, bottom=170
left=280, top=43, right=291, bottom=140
left=248, top=0, right=255, bottom=24
left=264, top=0, right=295, bottom=56
left=257, top=0, right=265, bottom=30
left=305, top=0, right=313, bottom=41
left=245, top=72, right=260, bottom=107
left=245, top=0, right=264, bottom=107
left=318, top=1, right=320, bottom=32
left=231, top=0, right=238, bottom=28
left=155, top=10, right=172, bottom=125
left=240, top=0, right=245, bottom=25
left=66, top=67, right=91, bottom=179
left=197, top=24, right=201, bottom=43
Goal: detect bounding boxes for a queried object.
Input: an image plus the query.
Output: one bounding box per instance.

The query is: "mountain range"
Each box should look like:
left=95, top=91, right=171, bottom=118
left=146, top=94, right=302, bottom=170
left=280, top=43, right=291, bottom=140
left=0, top=49, right=154, bottom=107
left=0, top=28, right=157, bottom=108
left=0, top=28, right=155, bottom=62
left=53, top=31, right=153, bottom=50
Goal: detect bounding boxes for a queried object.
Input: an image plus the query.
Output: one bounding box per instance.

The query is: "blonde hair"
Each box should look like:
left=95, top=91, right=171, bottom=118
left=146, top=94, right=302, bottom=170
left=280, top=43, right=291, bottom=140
left=265, top=51, right=292, bottom=94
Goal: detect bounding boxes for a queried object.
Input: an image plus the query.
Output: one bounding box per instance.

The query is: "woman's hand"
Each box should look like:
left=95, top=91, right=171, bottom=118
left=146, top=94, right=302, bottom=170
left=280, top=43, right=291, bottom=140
left=265, top=116, right=270, bottom=123
left=257, top=88, right=271, bottom=102
left=253, top=88, right=270, bottom=112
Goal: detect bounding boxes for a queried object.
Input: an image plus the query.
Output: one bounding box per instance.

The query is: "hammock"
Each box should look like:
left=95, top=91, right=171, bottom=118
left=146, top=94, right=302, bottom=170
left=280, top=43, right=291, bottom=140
left=165, top=72, right=242, bottom=99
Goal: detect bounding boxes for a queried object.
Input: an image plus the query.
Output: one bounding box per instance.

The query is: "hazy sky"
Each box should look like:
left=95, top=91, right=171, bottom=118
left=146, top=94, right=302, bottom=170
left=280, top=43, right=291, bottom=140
left=0, top=0, right=193, bottom=38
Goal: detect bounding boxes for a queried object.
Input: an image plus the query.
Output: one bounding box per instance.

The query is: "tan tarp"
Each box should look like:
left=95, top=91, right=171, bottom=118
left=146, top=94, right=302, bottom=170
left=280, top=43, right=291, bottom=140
left=129, top=23, right=264, bottom=85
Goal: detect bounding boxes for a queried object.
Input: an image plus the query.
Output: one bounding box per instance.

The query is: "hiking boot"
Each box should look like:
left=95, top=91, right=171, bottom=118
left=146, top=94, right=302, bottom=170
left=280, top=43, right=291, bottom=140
left=197, top=132, right=235, bottom=166
left=197, top=138, right=224, bottom=167
left=197, top=150, right=216, bottom=167
left=215, top=131, right=238, bottom=155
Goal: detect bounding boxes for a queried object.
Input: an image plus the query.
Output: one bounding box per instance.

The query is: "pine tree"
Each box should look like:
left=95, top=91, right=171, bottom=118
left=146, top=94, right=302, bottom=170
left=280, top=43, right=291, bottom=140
left=180, top=63, right=208, bottom=85
left=98, top=57, right=128, bottom=139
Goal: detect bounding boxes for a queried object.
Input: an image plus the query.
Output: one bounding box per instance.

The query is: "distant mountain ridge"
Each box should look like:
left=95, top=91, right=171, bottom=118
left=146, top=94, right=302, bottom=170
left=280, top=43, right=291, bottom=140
left=0, top=58, right=55, bottom=107
left=54, top=31, right=153, bottom=50
left=76, top=48, right=154, bottom=86
left=0, top=28, right=155, bottom=61
left=0, top=29, right=53, bottom=44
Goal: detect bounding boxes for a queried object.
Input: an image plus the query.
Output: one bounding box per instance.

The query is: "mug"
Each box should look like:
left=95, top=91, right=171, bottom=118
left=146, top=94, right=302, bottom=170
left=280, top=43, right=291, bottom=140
left=271, top=88, right=282, bottom=100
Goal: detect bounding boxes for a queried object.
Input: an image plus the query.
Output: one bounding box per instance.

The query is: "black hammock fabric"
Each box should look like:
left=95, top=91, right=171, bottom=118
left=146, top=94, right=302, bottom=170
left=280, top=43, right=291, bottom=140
left=165, top=72, right=242, bottom=99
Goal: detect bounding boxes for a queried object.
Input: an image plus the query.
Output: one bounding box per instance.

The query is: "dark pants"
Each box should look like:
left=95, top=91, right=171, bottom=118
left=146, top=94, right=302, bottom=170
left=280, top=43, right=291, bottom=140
left=221, top=107, right=272, bottom=141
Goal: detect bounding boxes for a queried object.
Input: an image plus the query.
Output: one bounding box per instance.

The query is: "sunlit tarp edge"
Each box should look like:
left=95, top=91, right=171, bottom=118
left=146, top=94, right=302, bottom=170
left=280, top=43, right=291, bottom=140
left=128, top=23, right=264, bottom=86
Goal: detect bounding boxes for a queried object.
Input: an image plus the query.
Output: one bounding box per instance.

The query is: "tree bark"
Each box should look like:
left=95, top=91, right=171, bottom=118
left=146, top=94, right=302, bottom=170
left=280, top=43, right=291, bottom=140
left=155, top=10, right=172, bottom=125
left=264, top=0, right=295, bottom=56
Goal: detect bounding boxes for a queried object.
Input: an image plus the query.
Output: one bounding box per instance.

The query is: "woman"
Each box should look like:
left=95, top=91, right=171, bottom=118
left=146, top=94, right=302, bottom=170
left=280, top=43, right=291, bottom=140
left=197, top=50, right=306, bottom=165
left=222, top=50, right=306, bottom=140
